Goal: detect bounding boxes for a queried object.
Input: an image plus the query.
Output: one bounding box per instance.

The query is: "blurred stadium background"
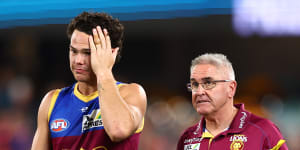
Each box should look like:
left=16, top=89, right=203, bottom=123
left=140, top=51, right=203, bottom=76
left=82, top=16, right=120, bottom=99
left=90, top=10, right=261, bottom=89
left=0, top=0, right=300, bottom=149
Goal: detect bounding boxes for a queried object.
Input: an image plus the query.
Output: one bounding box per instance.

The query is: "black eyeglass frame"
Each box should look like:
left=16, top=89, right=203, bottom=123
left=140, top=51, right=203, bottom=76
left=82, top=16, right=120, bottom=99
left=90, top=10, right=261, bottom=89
left=187, top=80, right=232, bottom=92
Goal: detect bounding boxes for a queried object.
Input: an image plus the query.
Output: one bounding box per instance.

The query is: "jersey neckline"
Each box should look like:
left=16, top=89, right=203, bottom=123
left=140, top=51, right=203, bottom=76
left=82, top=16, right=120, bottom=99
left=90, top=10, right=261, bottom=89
left=74, top=83, right=98, bottom=102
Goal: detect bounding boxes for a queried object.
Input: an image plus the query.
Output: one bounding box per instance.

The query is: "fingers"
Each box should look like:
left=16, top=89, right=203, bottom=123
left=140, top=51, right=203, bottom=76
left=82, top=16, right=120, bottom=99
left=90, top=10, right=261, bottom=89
left=92, top=28, right=101, bottom=46
left=103, top=29, right=111, bottom=50
left=89, top=35, right=96, bottom=52
left=97, top=26, right=106, bottom=48
left=92, top=26, right=111, bottom=50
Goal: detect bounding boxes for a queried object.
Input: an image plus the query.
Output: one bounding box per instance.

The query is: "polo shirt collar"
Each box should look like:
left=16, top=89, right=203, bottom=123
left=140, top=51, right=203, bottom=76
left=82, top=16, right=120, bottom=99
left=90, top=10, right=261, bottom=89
left=194, top=103, right=250, bottom=138
left=226, top=103, right=251, bottom=134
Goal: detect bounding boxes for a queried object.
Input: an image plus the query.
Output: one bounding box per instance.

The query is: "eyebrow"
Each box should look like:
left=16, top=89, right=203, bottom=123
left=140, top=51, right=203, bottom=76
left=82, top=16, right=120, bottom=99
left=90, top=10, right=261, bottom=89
left=190, top=77, right=213, bottom=81
left=69, top=45, right=90, bottom=51
left=190, top=78, right=196, bottom=82
left=202, top=77, right=213, bottom=81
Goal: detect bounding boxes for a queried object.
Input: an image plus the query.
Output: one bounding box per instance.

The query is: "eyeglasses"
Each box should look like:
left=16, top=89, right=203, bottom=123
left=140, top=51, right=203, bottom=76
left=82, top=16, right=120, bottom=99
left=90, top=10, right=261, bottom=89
left=187, top=80, right=232, bottom=92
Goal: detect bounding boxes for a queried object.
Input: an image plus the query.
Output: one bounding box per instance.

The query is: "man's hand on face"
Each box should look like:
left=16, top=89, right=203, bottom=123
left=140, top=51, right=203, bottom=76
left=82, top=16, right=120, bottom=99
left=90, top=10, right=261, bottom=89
left=89, top=26, right=119, bottom=76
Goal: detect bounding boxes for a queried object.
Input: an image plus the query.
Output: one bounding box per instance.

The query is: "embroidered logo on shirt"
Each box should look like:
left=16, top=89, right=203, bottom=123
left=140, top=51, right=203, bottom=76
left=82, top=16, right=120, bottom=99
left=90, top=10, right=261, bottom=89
left=81, top=107, right=88, bottom=112
left=230, top=140, right=244, bottom=150
left=82, top=109, right=103, bottom=132
left=50, top=118, right=70, bottom=132
left=230, top=134, right=248, bottom=142
left=184, top=143, right=200, bottom=150
left=184, top=138, right=203, bottom=144
left=230, top=134, right=247, bottom=150
left=193, top=120, right=202, bottom=135
left=239, top=112, right=247, bottom=128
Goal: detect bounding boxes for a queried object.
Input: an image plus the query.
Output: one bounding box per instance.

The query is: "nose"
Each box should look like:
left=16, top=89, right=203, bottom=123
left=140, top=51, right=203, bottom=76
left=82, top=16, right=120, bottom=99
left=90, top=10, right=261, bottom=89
left=75, top=54, right=85, bottom=65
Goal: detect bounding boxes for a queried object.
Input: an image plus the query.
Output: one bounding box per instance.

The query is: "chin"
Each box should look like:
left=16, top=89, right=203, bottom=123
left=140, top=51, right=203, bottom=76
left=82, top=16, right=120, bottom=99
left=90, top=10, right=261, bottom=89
left=74, top=75, right=89, bottom=82
left=197, top=111, right=210, bottom=116
left=195, top=107, right=211, bottom=116
left=75, top=78, right=87, bottom=83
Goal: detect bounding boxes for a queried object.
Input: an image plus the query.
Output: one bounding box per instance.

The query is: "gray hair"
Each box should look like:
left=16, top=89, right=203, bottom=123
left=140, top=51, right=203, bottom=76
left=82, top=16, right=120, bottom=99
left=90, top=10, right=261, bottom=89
left=190, top=53, right=235, bottom=80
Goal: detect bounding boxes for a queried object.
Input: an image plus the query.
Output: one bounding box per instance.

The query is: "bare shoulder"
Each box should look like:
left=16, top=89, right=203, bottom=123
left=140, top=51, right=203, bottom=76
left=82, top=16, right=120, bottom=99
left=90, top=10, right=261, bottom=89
left=119, top=83, right=146, bottom=99
left=38, top=89, right=60, bottom=116
left=119, top=83, right=147, bottom=112
left=40, top=90, right=58, bottom=106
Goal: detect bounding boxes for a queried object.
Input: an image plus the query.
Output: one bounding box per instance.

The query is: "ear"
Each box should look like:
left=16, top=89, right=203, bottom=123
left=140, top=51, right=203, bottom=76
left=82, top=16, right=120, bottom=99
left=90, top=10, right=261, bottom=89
left=112, top=47, right=119, bottom=53
left=112, top=47, right=119, bottom=60
left=228, top=81, right=237, bottom=99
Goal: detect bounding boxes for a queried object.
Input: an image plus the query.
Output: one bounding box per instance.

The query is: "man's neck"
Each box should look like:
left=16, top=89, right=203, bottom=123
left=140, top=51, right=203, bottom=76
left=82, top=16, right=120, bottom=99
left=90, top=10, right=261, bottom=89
left=204, top=103, right=238, bottom=136
left=77, top=81, right=97, bottom=96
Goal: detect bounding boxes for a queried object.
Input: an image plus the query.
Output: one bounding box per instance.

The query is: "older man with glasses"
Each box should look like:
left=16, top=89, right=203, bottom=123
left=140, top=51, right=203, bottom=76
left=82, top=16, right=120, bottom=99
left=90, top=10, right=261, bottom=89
left=177, top=53, right=288, bottom=150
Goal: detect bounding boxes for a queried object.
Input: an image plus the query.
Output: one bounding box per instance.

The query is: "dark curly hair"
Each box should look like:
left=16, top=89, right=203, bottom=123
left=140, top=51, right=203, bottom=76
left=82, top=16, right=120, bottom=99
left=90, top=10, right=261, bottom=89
left=67, top=11, right=124, bottom=62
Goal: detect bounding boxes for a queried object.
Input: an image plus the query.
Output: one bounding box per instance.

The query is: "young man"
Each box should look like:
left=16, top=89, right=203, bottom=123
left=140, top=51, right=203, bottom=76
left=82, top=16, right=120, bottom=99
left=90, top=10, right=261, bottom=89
left=177, top=53, right=288, bottom=150
left=31, top=12, right=147, bottom=150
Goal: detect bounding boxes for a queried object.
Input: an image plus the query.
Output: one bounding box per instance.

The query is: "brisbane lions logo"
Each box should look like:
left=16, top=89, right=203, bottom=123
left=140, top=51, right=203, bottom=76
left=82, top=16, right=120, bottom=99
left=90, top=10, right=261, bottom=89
left=230, top=134, right=247, bottom=150
left=230, top=140, right=244, bottom=150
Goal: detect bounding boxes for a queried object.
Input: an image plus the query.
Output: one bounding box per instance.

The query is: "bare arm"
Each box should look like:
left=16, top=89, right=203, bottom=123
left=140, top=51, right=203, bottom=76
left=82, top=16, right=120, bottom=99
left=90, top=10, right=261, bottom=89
left=98, top=72, right=147, bottom=142
left=31, top=90, right=55, bottom=150
left=89, top=26, right=147, bottom=142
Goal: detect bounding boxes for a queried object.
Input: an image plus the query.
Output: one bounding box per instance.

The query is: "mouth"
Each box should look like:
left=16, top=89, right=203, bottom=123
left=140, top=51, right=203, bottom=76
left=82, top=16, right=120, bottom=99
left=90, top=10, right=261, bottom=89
left=195, top=98, right=210, bottom=104
left=74, top=68, right=88, bottom=74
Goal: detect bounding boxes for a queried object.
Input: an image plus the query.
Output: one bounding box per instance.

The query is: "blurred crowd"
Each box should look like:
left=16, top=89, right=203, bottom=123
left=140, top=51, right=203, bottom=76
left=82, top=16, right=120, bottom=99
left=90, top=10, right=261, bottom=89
left=0, top=70, right=35, bottom=149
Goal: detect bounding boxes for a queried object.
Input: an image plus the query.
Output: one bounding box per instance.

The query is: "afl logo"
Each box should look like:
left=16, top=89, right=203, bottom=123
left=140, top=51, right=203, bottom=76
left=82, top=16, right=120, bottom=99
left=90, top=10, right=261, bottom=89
left=50, top=119, right=70, bottom=132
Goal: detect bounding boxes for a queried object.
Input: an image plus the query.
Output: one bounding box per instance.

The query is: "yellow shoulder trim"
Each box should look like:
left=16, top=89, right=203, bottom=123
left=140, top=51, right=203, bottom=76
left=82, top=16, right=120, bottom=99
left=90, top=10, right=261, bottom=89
left=74, top=83, right=98, bottom=102
left=135, top=118, right=144, bottom=133
left=270, top=139, right=285, bottom=150
left=48, top=89, right=61, bottom=122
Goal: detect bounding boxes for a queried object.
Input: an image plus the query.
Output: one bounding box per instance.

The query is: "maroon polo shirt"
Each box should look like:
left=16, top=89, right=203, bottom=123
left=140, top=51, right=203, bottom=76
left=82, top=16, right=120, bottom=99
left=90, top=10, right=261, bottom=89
left=177, top=104, right=288, bottom=150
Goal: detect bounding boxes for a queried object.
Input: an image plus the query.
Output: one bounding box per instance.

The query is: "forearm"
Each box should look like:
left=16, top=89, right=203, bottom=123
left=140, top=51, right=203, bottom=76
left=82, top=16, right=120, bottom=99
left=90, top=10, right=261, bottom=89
left=97, top=71, right=137, bottom=141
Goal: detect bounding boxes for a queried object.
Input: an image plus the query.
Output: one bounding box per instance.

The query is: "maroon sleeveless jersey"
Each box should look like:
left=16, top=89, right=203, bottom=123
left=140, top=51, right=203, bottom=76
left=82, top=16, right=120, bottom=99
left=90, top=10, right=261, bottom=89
left=48, top=83, right=143, bottom=150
